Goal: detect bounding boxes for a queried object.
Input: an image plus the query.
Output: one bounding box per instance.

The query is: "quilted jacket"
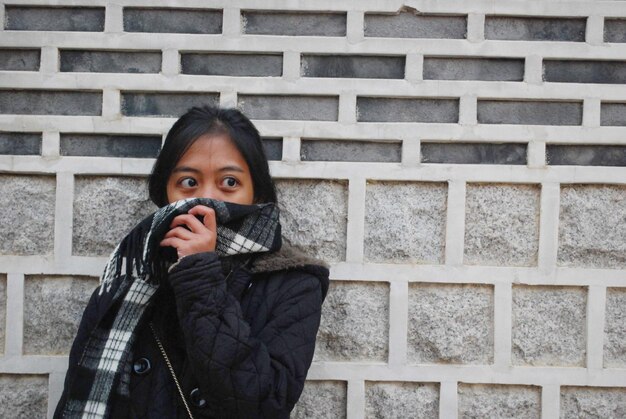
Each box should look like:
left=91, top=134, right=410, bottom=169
left=54, top=245, right=329, bottom=419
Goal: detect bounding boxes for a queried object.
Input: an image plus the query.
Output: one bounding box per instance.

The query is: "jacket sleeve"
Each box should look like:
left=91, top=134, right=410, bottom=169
left=168, top=251, right=325, bottom=418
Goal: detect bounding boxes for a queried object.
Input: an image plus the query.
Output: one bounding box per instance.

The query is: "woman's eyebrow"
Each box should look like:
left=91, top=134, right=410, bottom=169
left=219, top=165, right=245, bottom=173
left=171, top=166, right=201, bottom=174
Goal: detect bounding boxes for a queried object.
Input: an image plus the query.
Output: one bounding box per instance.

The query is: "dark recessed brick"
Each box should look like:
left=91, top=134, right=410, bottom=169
left=478, top=100, right=582, bottom=125
left=121, top=92, right=220, bottom=117
left=301, top=55, right=405, bottom=79
left=547, top=144, right=626, bottom=166
left=238, top=95, right=338, bottom=121
left=181, top=53, right=282, bottom=76
left=423, top=57, right=524, bottom=81
left=365, top=12, right=466, bottom=39
left=544, top=60, right=626, bottom=84
left=421, top=142, right=527, bottom=165
left=601, top=103, right=626, bottom=126
left=357, top=97, right=459, bottom=123
left=301, top=139, right=401, bottom=162
left=604, top=19, right=626, bottom=43
left=5, top=6, right=105, bottom=32
left=261, top=137, right=282, bottom=160
left=0, top=49, right=40, bottom=71
left=0, top=132, right=41, bottom=155
left=242, top=11, right=346, bottom=36
left=60, top=50, right=162, bottom=74
left=0, top=90, right=102, bottom=116
left=60, top=134, right=162, bottom=158
left=485, top=16, right=586, bottom=42
left=123, top=8, right=222, bottom=34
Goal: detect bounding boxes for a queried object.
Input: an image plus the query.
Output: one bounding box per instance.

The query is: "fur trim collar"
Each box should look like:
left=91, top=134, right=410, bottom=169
left=250, top=244, right=329, bottom=274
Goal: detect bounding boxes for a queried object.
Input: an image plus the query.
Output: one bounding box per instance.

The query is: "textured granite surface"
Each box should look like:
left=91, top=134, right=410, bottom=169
left=23, top=276, right=98, bottom=355
left=465, top=184, right=539, bottom=266
left=560, top=387, right=626, bottom=419
left=365, top=182, right=447, bottom=264
left=291, top=381, right=347, bottom=419
left=73, top=176, right=155, bottom=256
left=458, top=383, right=541, bottom=419
left=0, top=175, right=55, bottom=255
left=408, top=283, right=494, bottom=364
left=558, top=184, right=626, bottom=269
left=512, top=285, right=586, bottom=366
left=605, top=288, right=626, bottom=367
left=365, top=382, right=439, bottom=418
left=315, top=281, right=389, bottom=362
left=0, top=375, right=48, bottom=418
left=277, top=179, right=348, bottom=263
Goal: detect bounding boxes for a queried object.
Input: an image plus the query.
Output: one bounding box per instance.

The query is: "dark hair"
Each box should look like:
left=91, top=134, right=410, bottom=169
left=148, top=105, right=277, bottom=207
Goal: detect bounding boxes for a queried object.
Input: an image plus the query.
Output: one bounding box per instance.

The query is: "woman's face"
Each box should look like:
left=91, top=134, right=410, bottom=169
left=166, top=134, right=255, bottom=205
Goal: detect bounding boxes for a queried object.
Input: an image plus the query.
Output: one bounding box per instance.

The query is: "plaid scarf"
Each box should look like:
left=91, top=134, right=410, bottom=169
left=61, top=198, right=281, bottom=418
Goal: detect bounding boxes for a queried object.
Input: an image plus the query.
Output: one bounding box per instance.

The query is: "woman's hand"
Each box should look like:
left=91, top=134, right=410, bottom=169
left=159, top=205, right=217, bottom=259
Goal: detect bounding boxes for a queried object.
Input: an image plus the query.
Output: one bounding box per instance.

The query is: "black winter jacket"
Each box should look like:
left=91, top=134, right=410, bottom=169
left=55, top=245, right=329, bottom=418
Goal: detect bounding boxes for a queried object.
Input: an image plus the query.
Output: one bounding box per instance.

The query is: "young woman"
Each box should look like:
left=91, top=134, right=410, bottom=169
left=55, top=106, right=329, bottom=418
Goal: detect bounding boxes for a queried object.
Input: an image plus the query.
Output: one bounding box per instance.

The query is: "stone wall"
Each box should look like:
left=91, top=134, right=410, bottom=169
left=0, top=0, right=625, bottom=417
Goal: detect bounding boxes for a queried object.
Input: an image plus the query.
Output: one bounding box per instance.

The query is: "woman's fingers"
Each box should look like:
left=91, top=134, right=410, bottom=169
left=163, top=226, right=194, bottom=240
left=159, top=236, right=184, bottom=249
left=170, top=213, right=206, bottom=233
left=188, top=205, right=217, bottom=233
left=159, top=236, right=191, bottom=258
left=160, top=205, right=218, bottom=257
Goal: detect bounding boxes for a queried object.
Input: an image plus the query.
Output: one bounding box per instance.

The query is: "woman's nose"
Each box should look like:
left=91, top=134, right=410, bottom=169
left=199, top=185, right=223, bottom=201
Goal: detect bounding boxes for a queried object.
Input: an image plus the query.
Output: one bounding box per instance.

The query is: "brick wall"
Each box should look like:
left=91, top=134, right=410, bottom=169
left=1, top=0, right=625, bottom=417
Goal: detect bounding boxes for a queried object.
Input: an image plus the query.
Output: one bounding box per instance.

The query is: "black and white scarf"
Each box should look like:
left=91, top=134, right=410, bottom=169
left=61, top=198, right=281, bottom=418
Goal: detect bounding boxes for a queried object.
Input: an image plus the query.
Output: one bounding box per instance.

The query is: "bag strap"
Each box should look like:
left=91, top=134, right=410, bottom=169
left=149, top=322, right=195, bottom=419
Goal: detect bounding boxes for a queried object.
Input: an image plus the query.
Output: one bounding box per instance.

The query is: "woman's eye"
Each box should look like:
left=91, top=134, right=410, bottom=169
left=221, top=177, right=238, bottom=188
left=180, top=178, right=197, bottom=188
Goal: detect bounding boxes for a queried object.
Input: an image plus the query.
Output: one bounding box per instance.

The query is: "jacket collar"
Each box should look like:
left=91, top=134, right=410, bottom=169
left=250, top=244, right=329, bottom=274
left=250, top=244, right=330, bottom=299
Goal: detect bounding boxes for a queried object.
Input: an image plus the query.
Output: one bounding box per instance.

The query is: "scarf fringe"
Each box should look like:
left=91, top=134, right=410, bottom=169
left=100, top=215, right=158, bottom=294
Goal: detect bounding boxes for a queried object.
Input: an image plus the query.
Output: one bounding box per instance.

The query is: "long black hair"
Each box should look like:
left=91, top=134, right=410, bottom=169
left=149, top=105, right=277, bottom=207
